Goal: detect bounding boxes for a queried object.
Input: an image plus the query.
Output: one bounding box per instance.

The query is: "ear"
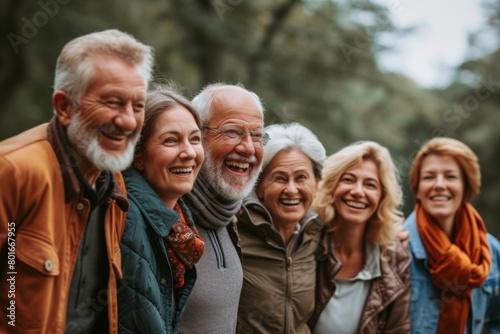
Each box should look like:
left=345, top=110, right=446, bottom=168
left=134, top=158, right=144, bottom=171
left=53, top=91, right=74, bottom=127
left=256, top=182, right=264, bottom=200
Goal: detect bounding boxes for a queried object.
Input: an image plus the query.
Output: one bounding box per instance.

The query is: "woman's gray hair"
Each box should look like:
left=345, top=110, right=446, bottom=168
left=262, top=123, right=326, bottom=178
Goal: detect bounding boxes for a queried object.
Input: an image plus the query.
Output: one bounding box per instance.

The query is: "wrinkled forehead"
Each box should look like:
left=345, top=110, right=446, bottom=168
left=209, top=92, right=263, bottom=129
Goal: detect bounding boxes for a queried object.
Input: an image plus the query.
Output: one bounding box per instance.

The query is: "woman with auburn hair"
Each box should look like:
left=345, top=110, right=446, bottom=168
left=309, top=141, right=411, bottom=334
left=404, top=137, right=500, bottom=333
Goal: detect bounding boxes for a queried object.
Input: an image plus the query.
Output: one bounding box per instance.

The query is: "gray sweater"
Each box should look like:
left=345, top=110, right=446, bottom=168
left=179, top=176, right=243, bottom=334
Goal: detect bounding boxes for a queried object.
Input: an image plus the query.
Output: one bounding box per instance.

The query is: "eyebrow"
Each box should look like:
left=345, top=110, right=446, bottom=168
left=344, top=172, right=380, bottom=184
left=159, top=128, right=201, bottom=137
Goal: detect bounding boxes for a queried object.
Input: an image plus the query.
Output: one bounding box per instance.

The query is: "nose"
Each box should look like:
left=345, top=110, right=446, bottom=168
left=114, top=101, right=138, bottom=133
left=285, top=180, right=298, bottom=194
left=234, top=133, right=256, bottom=156
left=434, top=174, right=445, bottom=189
left=180, top=140, right=197, bottom=159
left=350, top=181, right=365, bottom=197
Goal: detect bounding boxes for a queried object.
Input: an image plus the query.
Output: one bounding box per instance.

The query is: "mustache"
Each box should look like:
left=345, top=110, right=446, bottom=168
left=99, top=122, right=134, bottom=137
left=224, top=153, right=258, bottom=164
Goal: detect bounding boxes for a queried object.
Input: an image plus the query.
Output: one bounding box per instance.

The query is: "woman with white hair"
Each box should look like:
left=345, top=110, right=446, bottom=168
left=235, top=123, right=326, bottom=333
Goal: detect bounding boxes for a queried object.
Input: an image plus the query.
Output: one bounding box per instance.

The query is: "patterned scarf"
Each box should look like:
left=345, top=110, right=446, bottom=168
left=164, top=198, right=205, bottom=288
left=416, top=203, right=491, bottom=333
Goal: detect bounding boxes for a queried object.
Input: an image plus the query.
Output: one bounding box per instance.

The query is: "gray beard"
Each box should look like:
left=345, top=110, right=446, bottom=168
left=199, top=148, right=260, bottom=201
left=66, top=111, right=139, bottom=173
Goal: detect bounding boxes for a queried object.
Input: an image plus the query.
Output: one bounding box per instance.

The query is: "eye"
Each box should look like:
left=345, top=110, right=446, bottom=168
left=274, top=176, right=287, bottom=183
left=106, top=100, right=122, bottom=108
left=251, top=132, right=264, bottom=140
left=133, top=102, right=145, bottom=112
left=296, top=174, right=308, bottom=181
left=341, top=176, right=353, bottom=183
left=223, top=128, right=241, bottom=138
left=190, top=135, right=202, bottom=143
left=366, top=182, right=378, bottom=189
left=163, top=137, right=177, bottom=144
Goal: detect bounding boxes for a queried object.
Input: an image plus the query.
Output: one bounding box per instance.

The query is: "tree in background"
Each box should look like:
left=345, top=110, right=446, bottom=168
left=1, top=0, right=498, bottom=237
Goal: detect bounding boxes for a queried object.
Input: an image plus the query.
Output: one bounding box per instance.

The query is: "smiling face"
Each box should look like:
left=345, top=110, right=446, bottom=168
left=416, top=154, right=464, bottom=229
left=257, top=148, right=319, bottom=228
left=200, top=87, right=264, bottom=200
left=333, top=159, right=382, bottom=226
left=135, top=105, right=204, bottom=208
left=64, top=56, right=146, bottom=172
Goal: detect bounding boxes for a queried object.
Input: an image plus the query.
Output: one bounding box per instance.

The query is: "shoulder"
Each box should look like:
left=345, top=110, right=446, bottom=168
left=0, top=124, right=56, bottom=178
left=383, top=240, right=411, bottom=275
left=487, top=233, right=500, bottom=264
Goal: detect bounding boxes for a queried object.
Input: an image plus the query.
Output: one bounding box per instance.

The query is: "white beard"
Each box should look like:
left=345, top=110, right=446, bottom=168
left=66, top=111, right=139, bottom=173
left=200, top=148, right=261, bottom=201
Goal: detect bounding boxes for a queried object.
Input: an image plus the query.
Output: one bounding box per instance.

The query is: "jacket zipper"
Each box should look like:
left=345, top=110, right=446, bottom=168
left=207, top=228, right=226, bottom=268
left=285, top=255, right=293, bottom=333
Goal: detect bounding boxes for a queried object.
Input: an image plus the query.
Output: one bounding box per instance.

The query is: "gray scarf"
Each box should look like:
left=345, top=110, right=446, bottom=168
left=183, top=174, right=242, bottom=229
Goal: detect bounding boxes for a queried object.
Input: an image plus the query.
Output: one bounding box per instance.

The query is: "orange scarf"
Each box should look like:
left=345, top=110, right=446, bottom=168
left=416, top=203, right=491, bottom=333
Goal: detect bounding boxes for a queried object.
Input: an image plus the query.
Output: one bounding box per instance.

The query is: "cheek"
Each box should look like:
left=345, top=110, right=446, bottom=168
left=135, top=112, right=145, bottom=129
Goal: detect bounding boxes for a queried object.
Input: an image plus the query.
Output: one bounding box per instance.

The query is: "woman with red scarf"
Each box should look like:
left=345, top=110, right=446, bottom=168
left=404, top=137, right=500, bottom=333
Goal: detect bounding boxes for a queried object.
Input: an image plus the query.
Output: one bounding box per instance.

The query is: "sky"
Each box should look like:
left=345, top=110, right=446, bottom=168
left=376, top=0, right=494, bottom=88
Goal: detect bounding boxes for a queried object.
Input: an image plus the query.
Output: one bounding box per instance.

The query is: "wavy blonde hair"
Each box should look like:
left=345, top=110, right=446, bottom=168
left=313, top=141, right=403, bottom=250
left=409, top=137, right=480, bottom=203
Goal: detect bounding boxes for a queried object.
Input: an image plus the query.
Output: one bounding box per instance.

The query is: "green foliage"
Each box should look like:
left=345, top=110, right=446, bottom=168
left=1, top=0, right=499, bottom=237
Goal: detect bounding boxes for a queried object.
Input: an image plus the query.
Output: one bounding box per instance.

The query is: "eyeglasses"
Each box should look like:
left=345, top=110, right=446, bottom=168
left=203, top=124, right=270, bottom=148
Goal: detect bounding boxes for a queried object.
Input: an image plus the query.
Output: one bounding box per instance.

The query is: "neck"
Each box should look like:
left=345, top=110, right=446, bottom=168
left=333, top=220, right=365, bottom=255
left=436, top=215, right=455, bottom=240
left=273, top=220, right=298, bottom=245
left=77, top=156, right=101, bottom=186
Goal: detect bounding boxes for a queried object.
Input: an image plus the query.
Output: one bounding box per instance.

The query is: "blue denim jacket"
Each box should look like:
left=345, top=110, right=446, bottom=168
left=404, top=211, right=500, bottom=334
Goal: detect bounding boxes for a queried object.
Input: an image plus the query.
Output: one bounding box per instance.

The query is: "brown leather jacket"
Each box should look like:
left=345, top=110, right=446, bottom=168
left=308, top=229, right=411, bottom=333
left=0, top=118, right=128, bottom=334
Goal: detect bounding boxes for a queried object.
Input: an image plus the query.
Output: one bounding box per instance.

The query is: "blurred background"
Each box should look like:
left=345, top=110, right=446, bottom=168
left=1, top=0, right=499, bottom=237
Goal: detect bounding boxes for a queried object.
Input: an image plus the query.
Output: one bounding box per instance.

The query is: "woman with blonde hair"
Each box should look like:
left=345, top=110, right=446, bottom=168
left=404, top=137, right=500, bottom=333
left=309, top=141, right=411, bottom=333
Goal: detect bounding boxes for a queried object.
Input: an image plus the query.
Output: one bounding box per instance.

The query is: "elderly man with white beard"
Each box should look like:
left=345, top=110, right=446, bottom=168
left=0, top=29, right=153, bottom=334
left=179, top=83, right=267, bottom=334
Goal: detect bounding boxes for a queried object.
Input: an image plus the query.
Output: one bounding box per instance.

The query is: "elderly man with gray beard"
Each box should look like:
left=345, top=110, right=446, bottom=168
left=0, top=29, right=153, bottom=334
left=179, top=83, right=268, bottom=334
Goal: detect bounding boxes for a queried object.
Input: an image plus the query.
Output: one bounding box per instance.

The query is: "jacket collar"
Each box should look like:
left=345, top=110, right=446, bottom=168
left=404, top=211, right=427, bottom=260
left=47, top=116, right=128, bottom=211
left=122, top=167, right=179, bottom=237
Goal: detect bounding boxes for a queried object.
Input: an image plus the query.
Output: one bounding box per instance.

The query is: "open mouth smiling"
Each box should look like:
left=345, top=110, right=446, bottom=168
left=345, top=200, right=368, bottom=209
left=281, top=199, right=301, bottom=206
left=225, top=161, right=250, bottom=173
left=170, top=167, right=194, bottom=175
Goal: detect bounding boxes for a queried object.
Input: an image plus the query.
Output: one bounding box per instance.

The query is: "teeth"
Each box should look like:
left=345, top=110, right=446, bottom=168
left=282, top=199, right=300, bottom=205
left=170, top=167, right=193, bottom=174
left=226, top=161, right=249, bottom=169
left=431, top=196, right=449, bottom=201
left=346, top=201, right=367, bottom=209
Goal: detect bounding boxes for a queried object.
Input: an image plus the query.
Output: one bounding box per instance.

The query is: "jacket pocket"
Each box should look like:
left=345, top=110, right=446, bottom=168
left=15, top=232, right=60, bottom=275
left=1, top=232, right=60, bottom=329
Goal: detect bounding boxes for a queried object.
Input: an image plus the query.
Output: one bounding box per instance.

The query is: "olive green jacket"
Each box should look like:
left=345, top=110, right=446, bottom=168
left=235, top=192, right=323, bottom=334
